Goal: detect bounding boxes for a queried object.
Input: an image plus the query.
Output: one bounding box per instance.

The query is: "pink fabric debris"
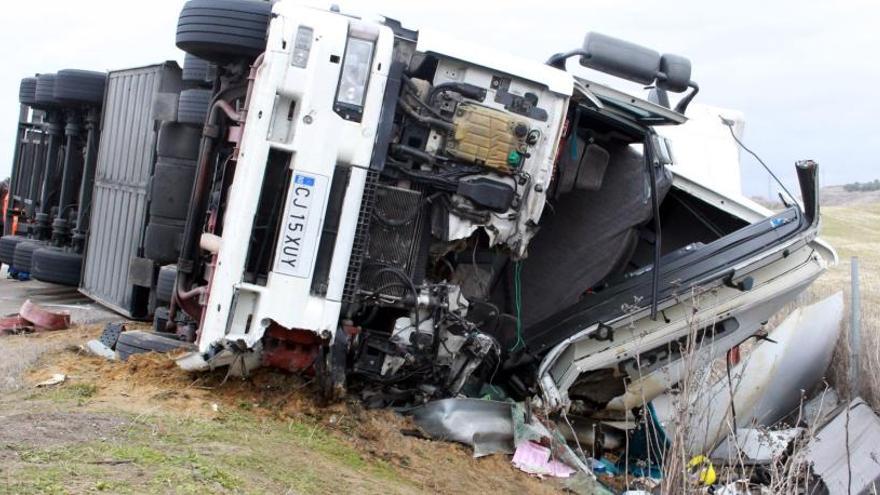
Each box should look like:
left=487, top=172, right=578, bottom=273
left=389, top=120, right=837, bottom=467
left=512, top=441, right=576, bottom=478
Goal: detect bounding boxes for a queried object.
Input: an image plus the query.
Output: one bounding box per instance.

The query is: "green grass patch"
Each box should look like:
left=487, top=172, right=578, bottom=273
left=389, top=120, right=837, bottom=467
left=26, top=382, right=98, bottom=405
left=3, top=407, right=403, bottom=494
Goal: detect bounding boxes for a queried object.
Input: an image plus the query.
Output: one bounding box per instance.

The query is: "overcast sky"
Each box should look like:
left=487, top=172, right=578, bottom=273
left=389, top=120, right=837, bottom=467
left=2, top=0, right=877, bottom=197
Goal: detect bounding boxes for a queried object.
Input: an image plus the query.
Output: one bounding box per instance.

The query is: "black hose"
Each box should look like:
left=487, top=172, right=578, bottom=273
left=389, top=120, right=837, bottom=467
left=646, top=133, right=663, bottom=321
left=426, top=82, right=486, bottom=106
left=398, top=100, right=453, bottom=132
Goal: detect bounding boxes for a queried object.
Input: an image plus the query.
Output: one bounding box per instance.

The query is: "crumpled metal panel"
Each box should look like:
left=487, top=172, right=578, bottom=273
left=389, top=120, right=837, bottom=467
left=79, top=63, right=182, bottom=318
left=805, top=398, right=880, bottom=495
left=410, top=398, right=514, bottom=457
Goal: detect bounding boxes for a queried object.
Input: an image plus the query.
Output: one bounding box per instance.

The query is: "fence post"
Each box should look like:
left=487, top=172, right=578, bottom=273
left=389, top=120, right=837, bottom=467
left=850, top=257, right=861, bottom=395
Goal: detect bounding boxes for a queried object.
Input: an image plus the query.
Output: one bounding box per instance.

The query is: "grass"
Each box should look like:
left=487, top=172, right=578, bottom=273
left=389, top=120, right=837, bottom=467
left=2, top=403, right=403, bottom=495
left=814, top=202, right=880, bottom=409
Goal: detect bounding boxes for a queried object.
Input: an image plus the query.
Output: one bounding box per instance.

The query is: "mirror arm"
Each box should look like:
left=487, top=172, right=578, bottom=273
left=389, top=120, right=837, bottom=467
left=672, top=81, right=700, bottom=114
left=545, top=49, right=588, bottom=70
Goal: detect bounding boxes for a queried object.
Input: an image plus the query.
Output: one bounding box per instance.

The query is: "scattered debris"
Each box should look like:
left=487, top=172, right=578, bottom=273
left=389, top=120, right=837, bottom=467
left=410, top=398, right=514, bottom=457
left=712, top=427, right=804, bottom=464
left=802, top=398, right=880, bottom=494
left=0, top=299, right=71, bottom=335
left=653, top=293, right=844, bottom=456
left=512, top=441, right=576, bottom=478
left=686, top=455, right=716, bottom=486
left=34, top=373, right=66, bottom=387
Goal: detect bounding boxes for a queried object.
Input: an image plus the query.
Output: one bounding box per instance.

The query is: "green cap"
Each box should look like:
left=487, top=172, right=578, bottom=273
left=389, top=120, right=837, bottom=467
left=507, top=150, right=523, bottom=167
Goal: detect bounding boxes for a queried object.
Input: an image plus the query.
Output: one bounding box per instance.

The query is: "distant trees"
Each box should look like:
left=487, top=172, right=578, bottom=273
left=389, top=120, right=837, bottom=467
left=843, top=179, right=880, bottom=192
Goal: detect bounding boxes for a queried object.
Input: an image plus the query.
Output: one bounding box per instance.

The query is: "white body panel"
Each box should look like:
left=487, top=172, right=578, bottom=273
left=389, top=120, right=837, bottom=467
left=198, top=5, right=394, bottom=352
left=660, top=103, right=746, bottom=198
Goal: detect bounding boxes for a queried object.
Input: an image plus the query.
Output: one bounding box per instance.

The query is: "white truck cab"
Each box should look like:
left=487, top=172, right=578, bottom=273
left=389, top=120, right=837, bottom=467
left=170, top=1, right=830, bottom=414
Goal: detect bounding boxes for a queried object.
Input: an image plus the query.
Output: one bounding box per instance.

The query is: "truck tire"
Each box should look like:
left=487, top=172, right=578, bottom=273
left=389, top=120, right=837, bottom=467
left=115, top=330, right=190, bottom=361
left=182, top=54, right=214, bottom=84
left=34, top=74, right=60, bottom=109
left=11, top=240, right=46, bottom=273
left=144, top=217, right=185, bottom=264
left=155, top=265, right=178, bottom=303
left=149, top=158, right=196, bottom=220
left=53, top=69, right=107, bottom=107
left=30, top=247, right=83, bottom=286
left=0, top=235, right=28, bottom=266
left=176, top=89, right=213, bottom=125
left=156, top=122, right=202, bottom=161
left=176, top=0, right=272, bottom=63
left=19, top=78, right=38, bottom=107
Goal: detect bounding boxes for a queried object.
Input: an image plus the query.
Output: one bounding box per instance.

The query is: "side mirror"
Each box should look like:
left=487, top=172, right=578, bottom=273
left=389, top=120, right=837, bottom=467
left=658, top=53, right=691, bottom=93
left=579, top=32, right=661, bottom=85
left=572, top=32, right=693, bottom=95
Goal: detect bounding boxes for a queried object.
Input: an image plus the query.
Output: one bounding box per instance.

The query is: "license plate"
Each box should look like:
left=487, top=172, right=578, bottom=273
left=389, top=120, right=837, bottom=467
left=273, top=172, right=328, bottom=279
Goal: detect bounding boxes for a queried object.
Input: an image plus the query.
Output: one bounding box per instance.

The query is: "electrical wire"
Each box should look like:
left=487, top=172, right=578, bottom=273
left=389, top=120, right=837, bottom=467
left=509, top=261, right=525, bottom=352
left=721, top=117, right=799, bottom=206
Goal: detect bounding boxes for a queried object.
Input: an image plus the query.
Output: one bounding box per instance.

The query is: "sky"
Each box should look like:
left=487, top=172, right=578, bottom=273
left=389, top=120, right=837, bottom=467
left=1, top=0, right=878, bottom=197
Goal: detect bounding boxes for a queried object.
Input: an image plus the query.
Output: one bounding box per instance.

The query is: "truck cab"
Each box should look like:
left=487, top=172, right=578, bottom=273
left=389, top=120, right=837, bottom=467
left=167, top=1, right=831, bottom=413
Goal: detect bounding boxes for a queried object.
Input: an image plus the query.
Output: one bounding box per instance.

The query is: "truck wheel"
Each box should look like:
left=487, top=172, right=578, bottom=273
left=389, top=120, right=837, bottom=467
left=176, top=0, right=272, bottom=63
left=155, top=265, right=178, bottom=303
left=156, top=121, right=202, bottom=161
left=53, top=70, right=107, bottom=107
left=0, top=235, right=28, bottom=266
left=182, top=54, right=214, bottom=85
left=144, top=217, right=185, bottom=264
left=115, top=330, right=190, bottom=361
left=176, top=89, right=213, bottom=125
left=149, top=158, right=197, bottom=220
left=19, top=78, right=38, bottom=107
left=30, top=247, right=83, bottom=286
left=34, top=74, right=60, bottom=109
left=11, top=240, right=46, bottom=273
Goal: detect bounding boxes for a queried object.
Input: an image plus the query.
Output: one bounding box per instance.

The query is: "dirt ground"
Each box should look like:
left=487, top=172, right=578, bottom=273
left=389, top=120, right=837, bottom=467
left=0, top=326, right=561, bottom=495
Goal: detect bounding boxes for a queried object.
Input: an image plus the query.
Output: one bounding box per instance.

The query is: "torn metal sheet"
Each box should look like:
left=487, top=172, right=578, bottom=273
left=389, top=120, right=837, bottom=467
left=711, top=427, right=803, bottom=464
left=803, top=398, right=880, bottom=495
left=800, top=388, right=841, bottom=429
left=410, top=398, right=514, bottom=457
left=653, top=292, right=844, bottom=455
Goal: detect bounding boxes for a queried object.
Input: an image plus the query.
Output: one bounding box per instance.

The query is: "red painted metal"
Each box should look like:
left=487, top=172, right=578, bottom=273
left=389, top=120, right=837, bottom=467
left=261, top=324, right=322, bottom=373
left=0, top=299, right=71, bottom=335
left=19, top=300, right=71, bottom=331
left=0, top=316, right=32, bottom=335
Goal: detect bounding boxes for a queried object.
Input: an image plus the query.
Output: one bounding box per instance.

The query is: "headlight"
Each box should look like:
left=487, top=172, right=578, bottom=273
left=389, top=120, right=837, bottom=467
left=334, top=35, right=375, bottom=122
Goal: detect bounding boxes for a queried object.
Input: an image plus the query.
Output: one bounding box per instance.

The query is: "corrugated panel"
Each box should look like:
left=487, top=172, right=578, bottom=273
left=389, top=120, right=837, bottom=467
left=80, top=63, right=182, bottom=317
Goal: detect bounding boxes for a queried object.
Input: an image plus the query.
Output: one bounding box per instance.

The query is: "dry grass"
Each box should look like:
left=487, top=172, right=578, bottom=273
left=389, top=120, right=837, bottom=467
left=812, top=202, right=880, bottom=409
left=0, top=325, right=100, bottom=393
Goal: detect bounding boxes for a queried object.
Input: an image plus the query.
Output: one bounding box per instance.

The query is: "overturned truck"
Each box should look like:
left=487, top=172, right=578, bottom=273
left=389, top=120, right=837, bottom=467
left=158, top=0, right=832, bottom=426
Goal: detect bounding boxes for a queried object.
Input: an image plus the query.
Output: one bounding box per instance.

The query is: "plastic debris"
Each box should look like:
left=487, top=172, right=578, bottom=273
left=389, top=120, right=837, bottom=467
left=686, top=455, right=716, bottom=486
left=34, top=373, right=67, bottom=387
left=512, top=441, right=576, bottom=478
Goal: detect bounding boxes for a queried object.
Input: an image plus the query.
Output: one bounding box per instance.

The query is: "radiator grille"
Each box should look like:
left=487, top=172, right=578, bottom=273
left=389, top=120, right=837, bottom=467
left=342, top=170, right=379, bottom=302
left=358, top=184, right=427, bottom=300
